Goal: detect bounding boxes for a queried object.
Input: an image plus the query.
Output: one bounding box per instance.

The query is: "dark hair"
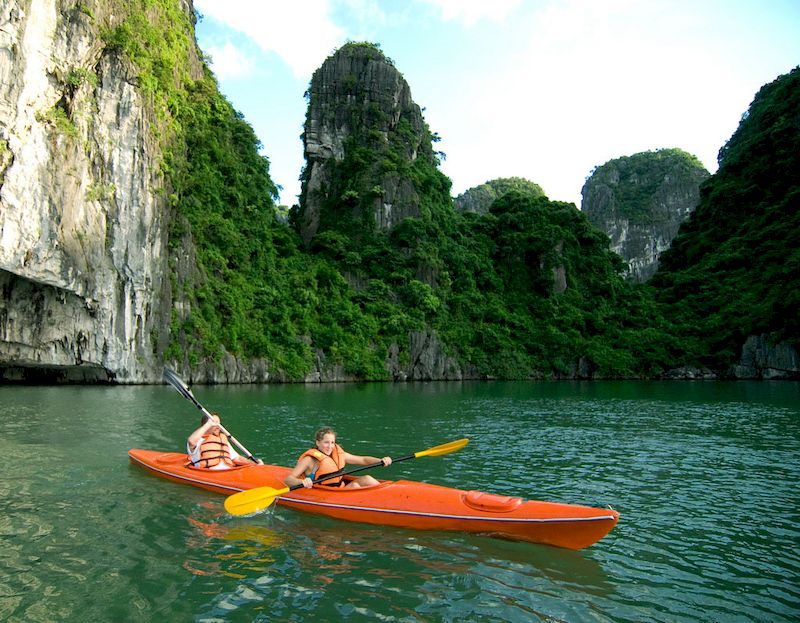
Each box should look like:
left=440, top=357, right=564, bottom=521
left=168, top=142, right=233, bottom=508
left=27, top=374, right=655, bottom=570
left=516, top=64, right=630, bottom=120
left=201, top=412, right=219, bottom=426
left=315, top=427, right=336, bottom=442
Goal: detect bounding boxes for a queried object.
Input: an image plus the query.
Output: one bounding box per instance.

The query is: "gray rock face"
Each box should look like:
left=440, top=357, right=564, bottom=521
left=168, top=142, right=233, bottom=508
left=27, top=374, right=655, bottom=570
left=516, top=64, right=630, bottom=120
left=454, top=177, right=546, bottom=215
left=581, top=149, right=709, bottom=283
left=0, top=0, right=174, bottom=382
left=298, top=44, right=429, bottom=246
left=663, top=334, right=799, bottom=380
left=733, top=334, right=800, bottom=379
left=386, top=330, right=466, bottom=381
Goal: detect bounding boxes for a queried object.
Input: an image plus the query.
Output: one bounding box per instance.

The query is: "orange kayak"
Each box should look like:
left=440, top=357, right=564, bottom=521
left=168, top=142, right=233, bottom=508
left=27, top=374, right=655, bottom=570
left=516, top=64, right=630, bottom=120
left=128, top=448, right=619, bottom=550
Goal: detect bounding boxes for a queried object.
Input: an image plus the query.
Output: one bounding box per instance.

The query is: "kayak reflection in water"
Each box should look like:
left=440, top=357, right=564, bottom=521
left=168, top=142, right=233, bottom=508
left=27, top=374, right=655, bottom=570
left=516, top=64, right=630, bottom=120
left=284, top=427, right=392, bottom=489
left=187, top=413, right=264, bottom=470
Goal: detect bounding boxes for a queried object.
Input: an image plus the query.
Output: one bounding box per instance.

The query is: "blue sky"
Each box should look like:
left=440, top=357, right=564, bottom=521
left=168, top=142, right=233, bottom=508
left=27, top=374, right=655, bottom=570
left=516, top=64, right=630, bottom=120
left=193, top=0, right=800, bottom=208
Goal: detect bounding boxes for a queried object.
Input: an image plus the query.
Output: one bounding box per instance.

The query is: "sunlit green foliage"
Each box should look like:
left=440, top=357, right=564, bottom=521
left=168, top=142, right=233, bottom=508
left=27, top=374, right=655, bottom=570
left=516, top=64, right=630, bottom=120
left=652, top=67, right=800, bottom=368
left=454, top=177, right=546, bottom=214
left=586, top=149, right=709, bottom=224
left=161, top=35, right=686, bottom=379
left=433, top=193, right=682, bottom=378
left=114, top=16, right=794, bottom=380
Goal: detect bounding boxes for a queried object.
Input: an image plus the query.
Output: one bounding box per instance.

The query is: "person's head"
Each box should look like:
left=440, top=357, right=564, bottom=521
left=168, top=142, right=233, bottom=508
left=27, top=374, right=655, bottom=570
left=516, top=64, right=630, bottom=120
left=315, top=427, right=337, bottom=454
left=202, top=412, right=221, bottom=433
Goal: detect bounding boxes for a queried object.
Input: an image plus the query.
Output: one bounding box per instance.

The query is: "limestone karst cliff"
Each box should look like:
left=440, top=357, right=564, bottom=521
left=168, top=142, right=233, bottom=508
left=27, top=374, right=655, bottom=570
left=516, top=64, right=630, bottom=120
left=652, top=67, right=800, bottom=378
left=581, top=149, right=709, bottom=283
left=0, top=12, right=464, bottom=384
left=0, top=0, right=197, bottom=382
left=454, top=177, right=545, bottom=215
left=2, top=5, right=794, bottom=383
left=297, top=42, right=449, bottom=247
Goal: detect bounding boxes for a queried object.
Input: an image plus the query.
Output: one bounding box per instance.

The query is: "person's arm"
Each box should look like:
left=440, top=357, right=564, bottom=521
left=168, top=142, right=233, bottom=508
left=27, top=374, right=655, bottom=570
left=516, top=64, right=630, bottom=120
left=343, top=452, right=392, bottom=467
left=231, top=448, right=263, bottom=466
left=229, top=442, right=246, bottom=465
left=284, top=456, right=315, bottom=488
left=187, top=415, right=219, bottom=450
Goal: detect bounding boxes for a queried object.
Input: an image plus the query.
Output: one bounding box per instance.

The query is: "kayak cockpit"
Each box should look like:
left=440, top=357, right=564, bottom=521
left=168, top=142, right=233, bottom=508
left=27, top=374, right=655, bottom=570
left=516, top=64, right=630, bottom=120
left=462, top=491, right=524, bottom=513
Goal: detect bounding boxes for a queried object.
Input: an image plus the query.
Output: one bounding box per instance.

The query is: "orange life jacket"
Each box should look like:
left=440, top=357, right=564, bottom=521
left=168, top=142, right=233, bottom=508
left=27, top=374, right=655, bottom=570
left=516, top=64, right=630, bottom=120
left=300, top=444, right=345, bottom=486
left=193, top=432, right=235, bottom=468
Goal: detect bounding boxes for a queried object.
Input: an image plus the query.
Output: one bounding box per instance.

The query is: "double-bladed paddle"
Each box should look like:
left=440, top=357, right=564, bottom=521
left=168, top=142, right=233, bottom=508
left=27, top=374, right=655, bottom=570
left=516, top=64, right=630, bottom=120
left=223, top=437, right=470, bottom=516
left=163, top=367, right=260, bottom=464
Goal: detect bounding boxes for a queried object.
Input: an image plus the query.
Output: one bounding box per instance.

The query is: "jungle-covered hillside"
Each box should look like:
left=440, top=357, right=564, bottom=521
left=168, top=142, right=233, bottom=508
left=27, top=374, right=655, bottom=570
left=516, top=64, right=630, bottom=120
left=167, top=42, right=692, bottom=380
left=121, top=2, right=796, bottom=380
left=650, top=66, right=800, bottom=370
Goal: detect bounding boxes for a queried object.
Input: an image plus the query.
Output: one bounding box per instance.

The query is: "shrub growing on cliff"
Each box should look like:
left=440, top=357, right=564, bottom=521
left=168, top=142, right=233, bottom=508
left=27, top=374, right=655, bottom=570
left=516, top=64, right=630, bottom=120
left=434, top=192, right=681, bottom=377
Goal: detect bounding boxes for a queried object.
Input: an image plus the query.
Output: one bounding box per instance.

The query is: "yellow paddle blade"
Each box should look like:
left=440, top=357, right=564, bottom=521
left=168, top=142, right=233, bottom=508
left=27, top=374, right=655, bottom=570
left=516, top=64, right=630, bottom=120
left=224, top=485, right=288, bottom=516
left=414, top=437, right=469, bottom=458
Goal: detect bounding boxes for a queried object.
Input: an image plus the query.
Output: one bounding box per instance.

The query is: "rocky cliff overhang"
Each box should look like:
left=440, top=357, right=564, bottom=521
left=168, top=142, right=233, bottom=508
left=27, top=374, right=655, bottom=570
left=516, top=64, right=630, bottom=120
left=0, top=0, right=172, bottom=383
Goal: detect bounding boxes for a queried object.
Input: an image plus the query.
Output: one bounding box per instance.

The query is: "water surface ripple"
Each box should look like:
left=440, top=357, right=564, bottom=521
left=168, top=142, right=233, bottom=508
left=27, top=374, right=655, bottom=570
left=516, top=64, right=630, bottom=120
left=0, top=381, right=797, bottom=621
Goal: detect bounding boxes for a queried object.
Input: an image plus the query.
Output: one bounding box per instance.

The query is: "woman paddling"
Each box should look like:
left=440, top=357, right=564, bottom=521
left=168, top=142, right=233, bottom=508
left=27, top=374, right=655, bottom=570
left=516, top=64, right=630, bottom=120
left=187, top=413, right=263, bottom=469
left=285, top=427, right=392, bottom=489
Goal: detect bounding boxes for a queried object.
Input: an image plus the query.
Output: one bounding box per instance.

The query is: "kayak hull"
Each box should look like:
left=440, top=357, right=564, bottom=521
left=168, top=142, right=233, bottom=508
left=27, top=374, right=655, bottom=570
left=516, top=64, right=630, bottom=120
left=128, top=448, right=619, bottom=550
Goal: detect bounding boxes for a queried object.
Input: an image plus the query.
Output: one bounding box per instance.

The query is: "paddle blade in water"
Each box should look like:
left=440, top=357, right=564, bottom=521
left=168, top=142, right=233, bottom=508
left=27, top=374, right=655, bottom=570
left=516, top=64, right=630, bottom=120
left=224, top=485, right=288, bottom=516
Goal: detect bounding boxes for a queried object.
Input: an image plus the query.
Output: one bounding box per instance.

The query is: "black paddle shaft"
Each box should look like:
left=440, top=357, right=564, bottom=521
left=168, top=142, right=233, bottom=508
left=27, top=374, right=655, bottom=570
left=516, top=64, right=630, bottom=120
left=163, top=368, right=259, bottom=463
left=289, top=452, right=416, bottom=492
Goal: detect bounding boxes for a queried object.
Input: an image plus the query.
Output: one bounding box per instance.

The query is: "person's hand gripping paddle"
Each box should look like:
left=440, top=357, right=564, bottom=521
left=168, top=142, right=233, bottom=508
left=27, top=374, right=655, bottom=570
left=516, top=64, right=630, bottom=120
left=224, top=438, right=469, bottom=516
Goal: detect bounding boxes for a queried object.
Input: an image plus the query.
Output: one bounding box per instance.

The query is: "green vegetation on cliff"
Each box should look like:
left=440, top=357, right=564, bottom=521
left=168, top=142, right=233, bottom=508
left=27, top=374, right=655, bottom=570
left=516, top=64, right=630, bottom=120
left=435, top=193, right=680, bottom=377
left=102, top=1, right=307, bottom=375
left=454, top=177, right=546, bottom=214
left=112, top=13, right=796, bottom=379
left=651, top=67, right=800, bottom=368
left=150, top=32, right=688, bottom=378
left=289, top=44, right=681, bottom=378
left=585, top=149, right=708, bottom=224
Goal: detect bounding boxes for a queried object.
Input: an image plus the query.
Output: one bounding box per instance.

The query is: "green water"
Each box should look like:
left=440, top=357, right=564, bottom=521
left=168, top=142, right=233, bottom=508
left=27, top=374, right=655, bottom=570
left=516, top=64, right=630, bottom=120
left=1, top=381, right=798, bottom=622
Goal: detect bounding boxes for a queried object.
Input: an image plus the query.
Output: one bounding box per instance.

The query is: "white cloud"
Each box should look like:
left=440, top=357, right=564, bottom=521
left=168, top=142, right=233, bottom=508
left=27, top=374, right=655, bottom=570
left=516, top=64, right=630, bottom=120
left=195, top=0, right=344, bottom=79
left=203, top=42, right=255, bottom=80
left=420, top=0, right=522, bottom=25
left=431, top=0, right=748, bottom=205
left=194, top=0, right=799, bottom=208
left=339, top=0, right=389, bottom=34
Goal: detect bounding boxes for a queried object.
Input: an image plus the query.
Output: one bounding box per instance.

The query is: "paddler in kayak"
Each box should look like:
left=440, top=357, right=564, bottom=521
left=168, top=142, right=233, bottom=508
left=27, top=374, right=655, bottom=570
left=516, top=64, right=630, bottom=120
left=187, top=413, right=263, bottom=469
left=284, top=427, right=392, bottom=489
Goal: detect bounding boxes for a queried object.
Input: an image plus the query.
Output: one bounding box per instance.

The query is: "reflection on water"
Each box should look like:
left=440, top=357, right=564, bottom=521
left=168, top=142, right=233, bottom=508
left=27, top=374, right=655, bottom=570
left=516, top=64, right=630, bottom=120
left=1, top=381, right=799, bottom=622
left=182, top=503, right=285, bottom=578
left=173, top=498, right=617, bottom=622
